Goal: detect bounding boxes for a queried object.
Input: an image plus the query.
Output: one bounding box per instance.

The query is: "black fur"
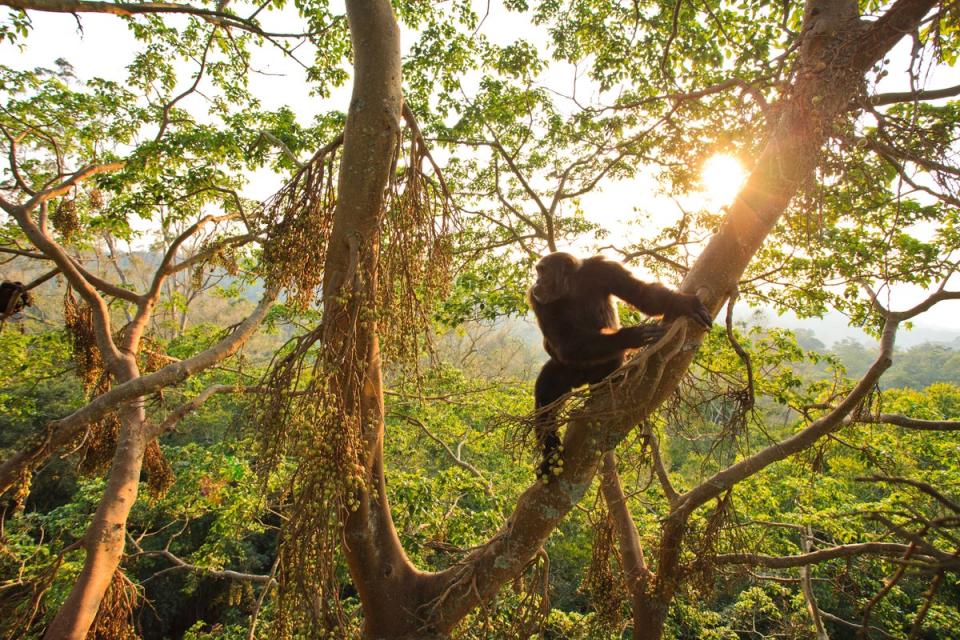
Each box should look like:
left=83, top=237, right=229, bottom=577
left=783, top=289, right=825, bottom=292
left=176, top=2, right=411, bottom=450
left=529, top=253, right=711, bottom=480
left=0, top=281, right=31, bottom=319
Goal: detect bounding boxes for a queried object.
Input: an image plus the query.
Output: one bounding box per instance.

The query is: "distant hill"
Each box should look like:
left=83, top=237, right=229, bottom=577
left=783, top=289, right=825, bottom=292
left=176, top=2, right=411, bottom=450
left=500, top=310, right=960, bottom=390
left=748, top=308, right=960, bottom=348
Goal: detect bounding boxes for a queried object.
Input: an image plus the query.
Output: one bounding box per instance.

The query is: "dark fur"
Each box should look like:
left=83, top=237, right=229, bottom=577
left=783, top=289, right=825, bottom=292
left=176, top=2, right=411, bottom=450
left=0, top=281, right=31, bottom=319
left=529, top=253, right=711, bottom=479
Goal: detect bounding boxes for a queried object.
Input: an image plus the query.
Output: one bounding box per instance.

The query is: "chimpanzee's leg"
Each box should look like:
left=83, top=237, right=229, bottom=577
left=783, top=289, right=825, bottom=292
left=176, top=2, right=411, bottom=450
left=534, top=359, right=581, bottom=481
left=581, top=357, right=623, bottom=385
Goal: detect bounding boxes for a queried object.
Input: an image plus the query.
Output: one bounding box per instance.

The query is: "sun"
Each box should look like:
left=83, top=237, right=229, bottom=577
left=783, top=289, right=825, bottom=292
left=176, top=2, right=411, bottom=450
left=700, top=154, right=747, bottom=207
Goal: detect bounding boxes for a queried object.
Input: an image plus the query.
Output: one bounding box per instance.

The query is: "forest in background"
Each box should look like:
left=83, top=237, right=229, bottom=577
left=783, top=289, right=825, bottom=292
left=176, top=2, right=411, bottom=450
left=1, top=0, right=959, bottom=638
left=3, top=248, right=960, bottom=639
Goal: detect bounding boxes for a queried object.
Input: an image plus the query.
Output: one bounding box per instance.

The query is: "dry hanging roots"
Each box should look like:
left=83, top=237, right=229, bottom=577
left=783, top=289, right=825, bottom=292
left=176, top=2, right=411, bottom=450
left=63, top=288, right=103, bottom=390
left=581, top=504, right=626, bottom=632
left=65, top=291, right=174, bottom=495
left=86, top=570, right=139, bottom=640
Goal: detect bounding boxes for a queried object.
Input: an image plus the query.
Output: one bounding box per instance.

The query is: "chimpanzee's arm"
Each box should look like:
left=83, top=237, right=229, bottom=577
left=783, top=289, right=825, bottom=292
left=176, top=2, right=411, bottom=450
left=552, top=325, right=665, bottom=365
left=584, top=258, right=712, bottom=328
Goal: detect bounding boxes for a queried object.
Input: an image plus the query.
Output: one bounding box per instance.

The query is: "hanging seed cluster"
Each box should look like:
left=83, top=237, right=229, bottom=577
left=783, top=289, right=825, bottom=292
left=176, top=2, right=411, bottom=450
left=377, top=129, right=455, bottom=367
left=128, top=335, right=176, bottom=494
left=190, top=243, right=242, bottom=291
left=143, top=440, right=174, bottom=498
left=581, top=501, right=627, bottom=633
left=51, top=197, right=81, bottom=244
left=63, top=288, right=104, bottom=390
left=86, top=569, right=139, bottom=640
left=64, top=290, right=117, bottom=475
left=64, top=291, right=173, bottom=492
left=88, top=187, right=104, bottom=209
left=138, top=336, right=168, bottom=374
left=253, top=236, right=372, bottom=638
left=265, top=301, right=370, bottom=638
left=76, top=398, right=121, bottom=476
left=255, top=128, right=455, bottom=638
left=257, top=143, right=341, bottom=309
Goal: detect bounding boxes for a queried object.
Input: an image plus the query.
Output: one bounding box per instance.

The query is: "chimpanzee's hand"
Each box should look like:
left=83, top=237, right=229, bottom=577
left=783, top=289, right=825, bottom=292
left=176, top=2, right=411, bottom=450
left=666, top=294, right=712, bottom=329
left=686, top=295, right=713, bottom=329
left=623, top=324, right=667, bottom=347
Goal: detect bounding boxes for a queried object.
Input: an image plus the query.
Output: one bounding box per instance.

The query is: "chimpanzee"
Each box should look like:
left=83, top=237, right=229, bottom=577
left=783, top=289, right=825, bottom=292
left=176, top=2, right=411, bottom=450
left=528, top=253, right=712, bottom=480
left=0, top=281, right=32, bottom=319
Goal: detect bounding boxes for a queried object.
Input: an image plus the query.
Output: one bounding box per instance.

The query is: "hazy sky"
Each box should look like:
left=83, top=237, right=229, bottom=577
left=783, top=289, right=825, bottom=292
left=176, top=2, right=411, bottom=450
left=2, top=6, right=959, bottom=339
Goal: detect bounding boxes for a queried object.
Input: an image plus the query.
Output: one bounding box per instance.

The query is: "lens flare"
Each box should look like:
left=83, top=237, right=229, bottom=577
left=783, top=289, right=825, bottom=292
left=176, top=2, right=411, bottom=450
left=700, top=154, right=747, bottom=207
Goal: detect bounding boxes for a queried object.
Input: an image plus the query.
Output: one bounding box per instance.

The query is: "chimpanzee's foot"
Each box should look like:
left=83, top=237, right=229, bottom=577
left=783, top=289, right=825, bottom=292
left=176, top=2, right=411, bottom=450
left=535, top=432, right=564, bottom=483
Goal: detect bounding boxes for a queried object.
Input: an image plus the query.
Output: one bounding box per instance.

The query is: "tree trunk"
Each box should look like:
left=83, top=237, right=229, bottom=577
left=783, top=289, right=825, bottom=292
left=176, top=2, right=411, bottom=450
left=599, top=452, right=654, bottom=626
left=618, top=3, right=939, bottom=637
left=631, top=515, right=687, bottom=640
left=317, top=1, right=428, bottom=637
left=44, top=359, right=147, bottom=640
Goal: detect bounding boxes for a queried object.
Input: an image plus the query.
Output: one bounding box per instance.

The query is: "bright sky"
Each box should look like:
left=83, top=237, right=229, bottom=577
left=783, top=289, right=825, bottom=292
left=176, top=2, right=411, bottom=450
left=2, top=6, right=959, bottom=339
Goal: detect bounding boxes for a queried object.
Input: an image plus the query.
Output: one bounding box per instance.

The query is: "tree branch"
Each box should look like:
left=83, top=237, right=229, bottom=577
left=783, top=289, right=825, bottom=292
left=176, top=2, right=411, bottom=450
left=855, top=0, right=939, bottom=70
left=715, top=542, right=920, bottom=568
left=800, top=526, right=830, bottom=640
left=0, top=288, right=276, bottom=495
left=599, top=452, right=652, bottom=599
left=0, top=0, right=324, bottom=38
left=677, top=314, right=899, bottom=515
left=21, top=162, right=125, bottom=212
left=850, top=413, right=960, bottom=432
left=397, top=413, right=492, bottom=495
left=128, top=535, right=274, bottom=584
left=864, top=82, right=960, bottom=107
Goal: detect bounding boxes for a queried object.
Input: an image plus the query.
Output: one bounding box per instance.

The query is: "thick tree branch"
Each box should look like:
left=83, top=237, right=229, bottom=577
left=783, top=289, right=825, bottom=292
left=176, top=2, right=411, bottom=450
left=0, top=0, right=323, bottom=38
left=865, top=83, right=960, bottom=107
left=855, top=0, right=939, bottom=70
left=0, top=289, right=276, bottom=495
left=715, top=542, right=920, bottom=568
left=599, top=452, right=652, bottom=599
left=850, top=413, right=960, bottom=431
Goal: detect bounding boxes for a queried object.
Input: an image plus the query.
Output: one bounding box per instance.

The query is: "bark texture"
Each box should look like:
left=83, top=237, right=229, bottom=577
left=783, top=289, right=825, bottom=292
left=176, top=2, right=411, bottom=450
left=316, top=1, right=425, bottom=637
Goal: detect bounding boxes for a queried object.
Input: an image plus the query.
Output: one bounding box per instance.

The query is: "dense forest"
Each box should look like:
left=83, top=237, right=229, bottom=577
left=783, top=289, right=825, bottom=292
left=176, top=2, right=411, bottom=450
left=1, top=0, right=959, bottom=639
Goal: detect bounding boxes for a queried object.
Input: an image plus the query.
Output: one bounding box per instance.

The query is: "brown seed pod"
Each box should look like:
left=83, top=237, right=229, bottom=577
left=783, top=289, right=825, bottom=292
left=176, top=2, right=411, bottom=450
left=51, top=198, right=80, bottom=243
left=88, top=188, right=104, bottom=209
